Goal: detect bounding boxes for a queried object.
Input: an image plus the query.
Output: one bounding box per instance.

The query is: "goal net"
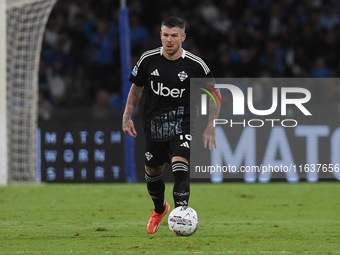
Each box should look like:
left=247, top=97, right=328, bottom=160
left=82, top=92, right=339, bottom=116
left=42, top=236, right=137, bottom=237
left=0, top=0, right=57, bottom=184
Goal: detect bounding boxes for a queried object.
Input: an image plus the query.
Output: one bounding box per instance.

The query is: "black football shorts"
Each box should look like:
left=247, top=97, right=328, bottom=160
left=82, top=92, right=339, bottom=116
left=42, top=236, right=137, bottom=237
left=144, top=134, right=192, bottom=167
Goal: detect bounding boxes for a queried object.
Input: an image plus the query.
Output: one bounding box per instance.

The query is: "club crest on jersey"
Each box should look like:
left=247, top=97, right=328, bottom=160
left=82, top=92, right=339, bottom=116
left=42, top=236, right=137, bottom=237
left=178, top=71, right=188, bottom=82
left=145, top=152, right=153, bottom=161
left=131, top=65, right=138, bottom=76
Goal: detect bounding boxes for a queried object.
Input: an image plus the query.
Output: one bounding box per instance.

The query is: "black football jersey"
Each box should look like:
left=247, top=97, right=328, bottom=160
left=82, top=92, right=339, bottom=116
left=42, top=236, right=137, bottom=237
left=129, top=47, right=213, bottom=141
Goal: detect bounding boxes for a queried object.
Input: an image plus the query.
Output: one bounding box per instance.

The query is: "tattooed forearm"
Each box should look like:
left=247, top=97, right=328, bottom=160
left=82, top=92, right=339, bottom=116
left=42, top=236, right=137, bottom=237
left=208, top=106, right=218, bottom=122
left=123, top=84, right=144, bottom=120
left=208, top=88, right=221, bottom=124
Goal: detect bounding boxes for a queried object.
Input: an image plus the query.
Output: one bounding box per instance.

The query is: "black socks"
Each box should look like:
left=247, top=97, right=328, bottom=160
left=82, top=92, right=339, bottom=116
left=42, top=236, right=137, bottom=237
left=145, top=172, right=165, bottom=214
left=145, top=161, right=190, bottom=212
left=172, top=161, right=190, bottom=207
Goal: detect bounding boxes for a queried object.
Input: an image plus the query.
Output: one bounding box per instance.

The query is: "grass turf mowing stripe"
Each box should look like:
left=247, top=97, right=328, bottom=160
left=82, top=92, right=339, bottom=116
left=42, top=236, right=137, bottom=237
left=0, top=183, right=339, bottom=253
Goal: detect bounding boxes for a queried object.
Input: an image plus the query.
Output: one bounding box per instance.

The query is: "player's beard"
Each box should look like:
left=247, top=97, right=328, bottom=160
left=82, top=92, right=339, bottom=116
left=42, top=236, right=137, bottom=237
left=165, top=44, right=181, bottom=57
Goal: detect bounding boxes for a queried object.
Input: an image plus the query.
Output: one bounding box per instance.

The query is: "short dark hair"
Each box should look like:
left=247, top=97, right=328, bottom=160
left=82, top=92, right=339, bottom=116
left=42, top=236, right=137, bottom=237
left=161, top=16, right=185, bottom=33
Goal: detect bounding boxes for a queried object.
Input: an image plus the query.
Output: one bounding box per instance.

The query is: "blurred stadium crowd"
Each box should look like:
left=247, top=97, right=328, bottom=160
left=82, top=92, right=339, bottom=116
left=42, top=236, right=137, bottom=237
left=38, top=0, right=340, bottom=120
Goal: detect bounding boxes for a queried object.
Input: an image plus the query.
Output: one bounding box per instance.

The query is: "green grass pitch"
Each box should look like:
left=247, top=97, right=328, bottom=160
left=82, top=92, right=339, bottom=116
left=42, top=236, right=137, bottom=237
left=0, top=182, right=339, bottom=254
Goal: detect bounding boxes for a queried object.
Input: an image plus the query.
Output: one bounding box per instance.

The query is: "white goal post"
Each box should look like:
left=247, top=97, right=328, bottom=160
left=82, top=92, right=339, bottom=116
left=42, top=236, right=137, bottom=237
left=0, top=0, right=7, bottom=185
left=0, top=0, right=57, bottom=184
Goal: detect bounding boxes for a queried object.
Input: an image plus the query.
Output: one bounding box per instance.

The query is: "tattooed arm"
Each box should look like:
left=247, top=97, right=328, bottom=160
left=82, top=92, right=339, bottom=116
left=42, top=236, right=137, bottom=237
left=122, top=84, right=144, bottom=138
left=202, top=88, right=221, bottom=151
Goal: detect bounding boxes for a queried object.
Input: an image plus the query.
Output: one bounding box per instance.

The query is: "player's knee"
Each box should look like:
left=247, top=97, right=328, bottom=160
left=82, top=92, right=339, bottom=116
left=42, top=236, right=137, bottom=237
left=172, top=156, right=188, bottom=165
left=145, top=165, right=164, bottom=176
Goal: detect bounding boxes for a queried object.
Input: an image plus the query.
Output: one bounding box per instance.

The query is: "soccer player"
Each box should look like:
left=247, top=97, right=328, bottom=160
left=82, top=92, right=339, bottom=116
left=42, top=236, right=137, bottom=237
left=122, top=16, right=220, bottom=234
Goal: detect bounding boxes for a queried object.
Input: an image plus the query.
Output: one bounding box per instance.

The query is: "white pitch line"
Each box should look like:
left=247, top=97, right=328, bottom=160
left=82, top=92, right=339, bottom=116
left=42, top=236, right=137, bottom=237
left=1, top=251, right=340, bottom=254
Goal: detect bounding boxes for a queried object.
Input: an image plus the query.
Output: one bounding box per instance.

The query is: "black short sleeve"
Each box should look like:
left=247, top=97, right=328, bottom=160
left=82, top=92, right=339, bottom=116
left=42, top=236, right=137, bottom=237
left=129, top=59, right=148, bottom=87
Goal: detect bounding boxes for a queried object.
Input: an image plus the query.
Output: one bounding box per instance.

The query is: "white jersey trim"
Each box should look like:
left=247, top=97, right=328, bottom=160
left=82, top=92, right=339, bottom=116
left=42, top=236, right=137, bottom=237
left=137, top=47, right=162, bottom=67
left=185, top=51, right=210, bottom=75
left=136, top=47, right=210, bottom=75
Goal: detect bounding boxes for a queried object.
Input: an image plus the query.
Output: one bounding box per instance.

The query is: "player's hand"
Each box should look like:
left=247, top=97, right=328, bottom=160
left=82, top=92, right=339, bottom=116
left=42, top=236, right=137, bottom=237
left=202, top=124, right=216, bottom=151
left=122, top=118, right=137, bottom=138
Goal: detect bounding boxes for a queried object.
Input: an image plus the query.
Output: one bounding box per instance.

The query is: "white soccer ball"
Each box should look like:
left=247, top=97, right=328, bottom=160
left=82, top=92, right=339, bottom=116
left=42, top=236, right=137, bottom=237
left=168, top=206, right=199, bottom=236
